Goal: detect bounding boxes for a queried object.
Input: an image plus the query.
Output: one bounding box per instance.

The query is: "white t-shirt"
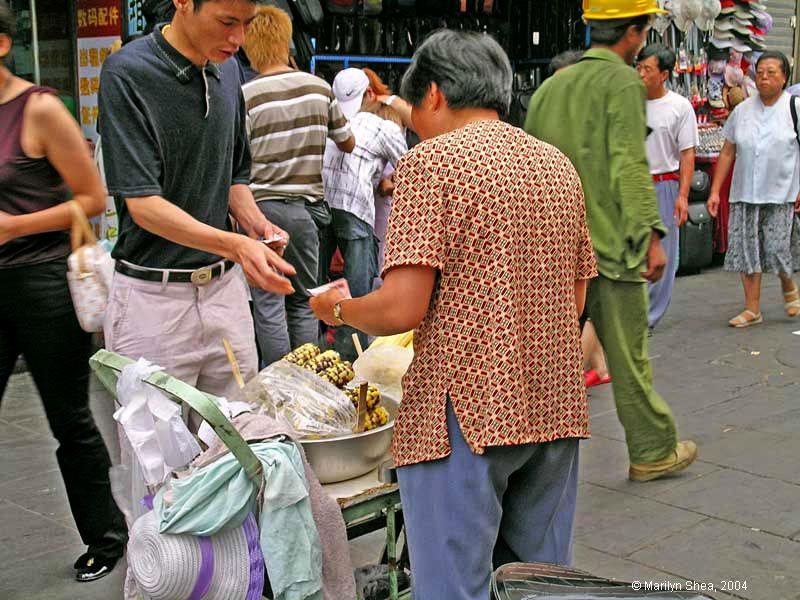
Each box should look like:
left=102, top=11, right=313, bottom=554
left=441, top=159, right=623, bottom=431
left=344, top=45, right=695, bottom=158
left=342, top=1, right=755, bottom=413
left=645, top=91, right=699, bottom=175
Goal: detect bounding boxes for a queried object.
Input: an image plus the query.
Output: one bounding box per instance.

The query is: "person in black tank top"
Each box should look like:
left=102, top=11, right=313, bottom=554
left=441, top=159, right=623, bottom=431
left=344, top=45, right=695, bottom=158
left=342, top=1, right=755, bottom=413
left=0, top=2, right=126, bottom=582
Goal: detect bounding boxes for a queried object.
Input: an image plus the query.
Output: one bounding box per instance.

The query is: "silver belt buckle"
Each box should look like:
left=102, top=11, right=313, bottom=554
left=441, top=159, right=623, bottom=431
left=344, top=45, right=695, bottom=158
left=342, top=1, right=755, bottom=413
left=190, top=266, right=213, bottom=285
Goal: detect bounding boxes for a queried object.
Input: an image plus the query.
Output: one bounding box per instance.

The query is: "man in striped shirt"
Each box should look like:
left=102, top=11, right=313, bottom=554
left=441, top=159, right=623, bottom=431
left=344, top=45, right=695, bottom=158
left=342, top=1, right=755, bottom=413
left=242, top=6, right=354, bottom=365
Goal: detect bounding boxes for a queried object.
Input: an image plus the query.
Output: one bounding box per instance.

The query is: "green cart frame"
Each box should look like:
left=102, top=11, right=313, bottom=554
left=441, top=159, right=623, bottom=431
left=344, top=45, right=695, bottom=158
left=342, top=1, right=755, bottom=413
left=89, top=349, right=411, bottom=600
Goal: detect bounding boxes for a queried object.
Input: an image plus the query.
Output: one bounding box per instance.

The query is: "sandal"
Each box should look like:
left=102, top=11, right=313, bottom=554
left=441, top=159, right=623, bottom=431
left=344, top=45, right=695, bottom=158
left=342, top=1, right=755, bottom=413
left=783, top=285, right=800, bottom=317
left=585, top=369, right=612, bottom=388
left=728, top=310, right=763, bottom=328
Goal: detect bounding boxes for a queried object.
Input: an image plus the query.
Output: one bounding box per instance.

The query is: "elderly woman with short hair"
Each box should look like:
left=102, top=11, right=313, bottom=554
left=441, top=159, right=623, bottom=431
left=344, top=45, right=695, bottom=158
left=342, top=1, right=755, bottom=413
left=708, top=50, right=800, bottom=327
left=311, top=30, right=596, bottom=599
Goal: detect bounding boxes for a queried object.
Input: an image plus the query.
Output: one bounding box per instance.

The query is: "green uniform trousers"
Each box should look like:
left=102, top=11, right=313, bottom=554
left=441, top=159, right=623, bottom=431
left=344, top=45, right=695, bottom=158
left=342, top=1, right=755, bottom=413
left=586, top=275, right=678, bottom=464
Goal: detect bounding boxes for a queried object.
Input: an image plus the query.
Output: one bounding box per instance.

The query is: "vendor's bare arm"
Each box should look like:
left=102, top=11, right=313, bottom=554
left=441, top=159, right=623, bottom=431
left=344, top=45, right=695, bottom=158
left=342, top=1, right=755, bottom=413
left=312, top=265, right=436, bottom=336
left=125, top=195, right=296, bottom=294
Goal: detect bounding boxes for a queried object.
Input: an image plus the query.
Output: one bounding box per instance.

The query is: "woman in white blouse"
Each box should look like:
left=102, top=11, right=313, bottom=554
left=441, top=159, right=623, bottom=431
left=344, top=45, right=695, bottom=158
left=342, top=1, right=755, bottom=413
left=708, top=50, right=800, bottom=327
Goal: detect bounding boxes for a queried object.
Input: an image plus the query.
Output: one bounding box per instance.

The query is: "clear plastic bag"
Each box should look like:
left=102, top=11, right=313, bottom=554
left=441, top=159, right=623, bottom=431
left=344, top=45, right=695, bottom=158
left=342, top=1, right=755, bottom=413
left=240, top=360, right=356, bottom=438
left=353, top=344, right=413, bottom=398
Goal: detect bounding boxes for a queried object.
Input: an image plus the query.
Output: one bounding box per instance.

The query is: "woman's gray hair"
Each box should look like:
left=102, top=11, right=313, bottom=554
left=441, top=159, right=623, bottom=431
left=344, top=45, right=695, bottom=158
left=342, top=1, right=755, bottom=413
left=400, top=29, right=513, bottom=118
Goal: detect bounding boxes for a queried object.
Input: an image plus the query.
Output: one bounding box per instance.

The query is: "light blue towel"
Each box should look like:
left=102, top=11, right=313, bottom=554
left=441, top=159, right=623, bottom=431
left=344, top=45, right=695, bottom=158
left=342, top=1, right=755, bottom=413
left=154, top=440, right=323, bottom=600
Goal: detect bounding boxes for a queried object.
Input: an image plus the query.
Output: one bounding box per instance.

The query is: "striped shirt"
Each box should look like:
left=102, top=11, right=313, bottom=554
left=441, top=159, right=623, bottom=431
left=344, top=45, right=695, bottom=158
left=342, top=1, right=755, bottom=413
left=323, top=111, right=407, bottom=227
left=243, top=71, right=352, bottom=203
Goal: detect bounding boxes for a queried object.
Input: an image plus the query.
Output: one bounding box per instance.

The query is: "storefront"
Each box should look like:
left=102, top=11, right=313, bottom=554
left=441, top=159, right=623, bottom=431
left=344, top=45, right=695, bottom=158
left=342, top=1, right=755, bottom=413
left=6, top=0, right=121, bottom=142
left=6, top=0, right=78, bottom=111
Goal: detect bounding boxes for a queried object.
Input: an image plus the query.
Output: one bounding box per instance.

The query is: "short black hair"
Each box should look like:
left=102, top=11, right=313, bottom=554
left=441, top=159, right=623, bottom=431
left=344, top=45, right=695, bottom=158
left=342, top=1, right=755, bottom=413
left=756, top=50, right=790, bottom=89
left=637, top=43, right=675, bottom=73
left=589, top=14, right=650, bottom=47
left=549, top=49, right=584, bottom=75
left=0, top=0, right=16, bottom=38
left=193, top=0, right=257, bottom=10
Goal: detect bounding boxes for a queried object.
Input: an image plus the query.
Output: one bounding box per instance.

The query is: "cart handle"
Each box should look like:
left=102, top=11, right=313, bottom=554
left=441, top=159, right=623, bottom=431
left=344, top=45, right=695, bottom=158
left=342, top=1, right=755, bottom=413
left=89, top=349, right=263, bottom=486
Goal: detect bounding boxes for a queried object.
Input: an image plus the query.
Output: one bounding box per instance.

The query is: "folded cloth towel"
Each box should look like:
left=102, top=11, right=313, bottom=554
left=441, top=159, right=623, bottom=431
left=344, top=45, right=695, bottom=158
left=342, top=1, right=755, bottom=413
left=156, top=440, right=322, bottom=600
left=193, top=413, right=357, bottom=600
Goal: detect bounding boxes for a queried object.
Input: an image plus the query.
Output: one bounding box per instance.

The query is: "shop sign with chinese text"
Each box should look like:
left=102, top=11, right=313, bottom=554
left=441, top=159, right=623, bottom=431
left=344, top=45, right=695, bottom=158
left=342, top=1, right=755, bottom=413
left=76, top=0, right=120, bottom=141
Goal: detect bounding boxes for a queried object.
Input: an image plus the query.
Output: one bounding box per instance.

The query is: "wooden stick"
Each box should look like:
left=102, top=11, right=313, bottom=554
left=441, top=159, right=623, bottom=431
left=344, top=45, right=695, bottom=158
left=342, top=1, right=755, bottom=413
left=351, top=332, right=364, bottom=357
left=222, top=337, right=246, bottom=390
left=354, top=382, right=368, bottom=433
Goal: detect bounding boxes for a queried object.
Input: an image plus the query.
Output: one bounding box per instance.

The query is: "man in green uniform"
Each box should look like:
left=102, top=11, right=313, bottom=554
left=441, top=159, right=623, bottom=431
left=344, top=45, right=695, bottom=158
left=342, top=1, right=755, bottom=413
left=524, top=0, right=697, bottom=482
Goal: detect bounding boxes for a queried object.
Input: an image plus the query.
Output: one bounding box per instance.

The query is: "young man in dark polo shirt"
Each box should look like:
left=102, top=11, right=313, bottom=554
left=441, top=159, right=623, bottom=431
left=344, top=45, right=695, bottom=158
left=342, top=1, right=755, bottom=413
left=98, top=0, right=294, bottom=398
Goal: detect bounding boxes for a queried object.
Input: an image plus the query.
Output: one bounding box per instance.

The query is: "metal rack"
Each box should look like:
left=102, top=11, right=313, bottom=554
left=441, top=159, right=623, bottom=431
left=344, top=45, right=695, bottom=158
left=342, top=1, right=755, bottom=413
left=311, top=53, right=413, bottom=74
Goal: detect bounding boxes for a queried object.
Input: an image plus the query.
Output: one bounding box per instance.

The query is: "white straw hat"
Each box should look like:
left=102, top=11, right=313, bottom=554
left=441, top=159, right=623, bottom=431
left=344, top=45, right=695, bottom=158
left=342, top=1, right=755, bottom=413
left=128, top=510, right=264, bottom=600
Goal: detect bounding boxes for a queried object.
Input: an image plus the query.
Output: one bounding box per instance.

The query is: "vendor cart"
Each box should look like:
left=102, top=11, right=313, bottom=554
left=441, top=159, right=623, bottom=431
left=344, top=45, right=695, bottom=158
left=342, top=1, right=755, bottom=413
left=327, top=472, right=410, bottom=600
left=89, top=350, right=411, bottom=600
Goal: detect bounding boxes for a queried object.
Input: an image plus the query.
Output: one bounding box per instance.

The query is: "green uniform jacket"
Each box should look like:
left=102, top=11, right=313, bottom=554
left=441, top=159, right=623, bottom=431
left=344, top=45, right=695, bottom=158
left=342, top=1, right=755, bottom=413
left=524, top=48, right=667, bottom=283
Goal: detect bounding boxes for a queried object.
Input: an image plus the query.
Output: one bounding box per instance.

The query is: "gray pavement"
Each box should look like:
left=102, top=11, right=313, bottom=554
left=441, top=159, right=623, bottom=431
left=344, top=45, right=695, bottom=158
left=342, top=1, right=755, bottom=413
left=1, top=268, right=799, bottom=599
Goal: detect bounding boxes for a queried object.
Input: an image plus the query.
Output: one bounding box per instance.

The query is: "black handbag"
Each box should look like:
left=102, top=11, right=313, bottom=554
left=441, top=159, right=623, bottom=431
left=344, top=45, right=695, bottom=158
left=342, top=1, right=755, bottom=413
left=261, top=0, right=293, bottom=14
left=327, top=0, right=358, bottom=15
left=362, top=0, right=383, bottom=15
left=288, top=0, right=324, bottom=28
left=142, top=0, right=175, bottom=33
left=292, top=29, right=315, bottom=71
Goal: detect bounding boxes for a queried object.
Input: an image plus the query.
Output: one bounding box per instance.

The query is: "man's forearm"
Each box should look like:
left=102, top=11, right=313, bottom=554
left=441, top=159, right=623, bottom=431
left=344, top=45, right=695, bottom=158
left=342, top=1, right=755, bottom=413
left=125, top=195, right=240, bottom=260
left=229, top=183, right=264, bottom=237
left=678, top=148, right=695, bottom=199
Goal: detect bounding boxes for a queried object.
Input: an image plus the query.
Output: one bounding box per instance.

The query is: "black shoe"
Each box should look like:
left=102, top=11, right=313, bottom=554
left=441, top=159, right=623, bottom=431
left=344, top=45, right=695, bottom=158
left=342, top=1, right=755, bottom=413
left=73, top=552, right=91, bottom=570
left=75, top=554, right=119, bottom=582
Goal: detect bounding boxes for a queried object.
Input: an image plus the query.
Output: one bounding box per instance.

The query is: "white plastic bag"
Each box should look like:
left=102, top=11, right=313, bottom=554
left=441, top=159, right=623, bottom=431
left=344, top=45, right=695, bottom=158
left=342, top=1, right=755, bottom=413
left=197, top=397, right=253, bottom=448
left=114, top=359, right=201, bottom=486
left=353, top=344, right=413, bottom=399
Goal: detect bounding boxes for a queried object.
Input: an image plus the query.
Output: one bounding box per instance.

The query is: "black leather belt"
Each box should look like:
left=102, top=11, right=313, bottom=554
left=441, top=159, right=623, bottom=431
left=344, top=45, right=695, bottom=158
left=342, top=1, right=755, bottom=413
left=115, top=260, right=235, bottom=285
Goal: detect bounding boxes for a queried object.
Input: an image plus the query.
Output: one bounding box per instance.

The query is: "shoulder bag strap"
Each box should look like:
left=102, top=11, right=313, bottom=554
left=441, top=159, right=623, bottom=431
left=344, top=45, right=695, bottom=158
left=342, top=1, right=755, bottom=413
left=68, top=200, right=101, bottom=275
left=89, top=349, right=264, bottom=486
left=791, top=95, right=800, bottom=149
left=68, top=200, right=98, bottom=251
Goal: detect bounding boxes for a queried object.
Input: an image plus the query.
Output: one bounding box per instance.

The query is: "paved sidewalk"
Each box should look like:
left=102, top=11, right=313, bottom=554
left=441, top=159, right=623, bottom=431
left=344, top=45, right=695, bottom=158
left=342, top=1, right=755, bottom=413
left=1, top=268, right=799, bottom=599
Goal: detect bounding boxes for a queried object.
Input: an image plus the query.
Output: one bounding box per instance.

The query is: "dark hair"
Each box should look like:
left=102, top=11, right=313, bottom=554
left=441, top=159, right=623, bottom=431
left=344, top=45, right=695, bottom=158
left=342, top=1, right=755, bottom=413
left=756, top=50, right=790, bottom=89
left=549, top=49, right=584, bottom=75
left=0, top=0, right=16, bottom=38
left=193, top=0, right=257, bottom=10
left=400, top=30, right=513, bottom=118
left=589, top=14, right=650, bottom=47
left=637, top=43, right=675, bottom=73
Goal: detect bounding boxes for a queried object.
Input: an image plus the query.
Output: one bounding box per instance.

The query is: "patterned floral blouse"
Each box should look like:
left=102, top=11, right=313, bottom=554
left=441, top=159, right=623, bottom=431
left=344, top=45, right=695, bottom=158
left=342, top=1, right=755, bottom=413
left=383, top=119, right=597, bottom=467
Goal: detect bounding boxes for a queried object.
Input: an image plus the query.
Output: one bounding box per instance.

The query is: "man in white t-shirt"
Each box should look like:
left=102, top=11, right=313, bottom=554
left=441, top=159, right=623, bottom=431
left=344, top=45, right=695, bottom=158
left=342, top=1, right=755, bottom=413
left=637, top=43, right=699, bottom=329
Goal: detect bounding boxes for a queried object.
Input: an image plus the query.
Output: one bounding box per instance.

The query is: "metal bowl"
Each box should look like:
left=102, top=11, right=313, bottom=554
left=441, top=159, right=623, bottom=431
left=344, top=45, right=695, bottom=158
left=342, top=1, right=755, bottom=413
left=300, top=395, right=398, bottom=484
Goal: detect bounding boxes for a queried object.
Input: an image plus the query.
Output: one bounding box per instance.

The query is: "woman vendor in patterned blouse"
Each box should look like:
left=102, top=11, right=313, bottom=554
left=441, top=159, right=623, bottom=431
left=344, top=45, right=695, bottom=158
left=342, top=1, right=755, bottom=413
left=311, top=30, right=597, bottom=600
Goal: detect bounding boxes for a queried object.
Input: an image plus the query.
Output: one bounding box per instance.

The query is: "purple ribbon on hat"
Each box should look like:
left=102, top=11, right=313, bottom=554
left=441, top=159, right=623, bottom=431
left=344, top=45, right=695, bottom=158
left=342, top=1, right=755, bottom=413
left=243, top=513, right=265, bottom=600
left=187, top=537, right=215, bottom=600
left=184, top=513, right=264, bottom=600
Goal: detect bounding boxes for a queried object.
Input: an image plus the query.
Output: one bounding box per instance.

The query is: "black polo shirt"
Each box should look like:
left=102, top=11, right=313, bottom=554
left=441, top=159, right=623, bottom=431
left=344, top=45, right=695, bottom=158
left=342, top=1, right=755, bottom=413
left=98, top=27, right=251, bottom=269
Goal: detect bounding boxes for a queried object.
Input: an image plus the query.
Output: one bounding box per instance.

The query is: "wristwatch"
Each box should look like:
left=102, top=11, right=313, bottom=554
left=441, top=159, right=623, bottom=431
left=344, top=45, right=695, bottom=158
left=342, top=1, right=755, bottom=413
left=333, top=300, right=346, bottom=325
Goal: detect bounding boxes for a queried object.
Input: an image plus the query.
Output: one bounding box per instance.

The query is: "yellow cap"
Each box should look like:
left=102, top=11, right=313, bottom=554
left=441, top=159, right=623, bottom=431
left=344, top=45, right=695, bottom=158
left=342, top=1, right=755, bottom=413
left=582, top=0, right=668, bottom=20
